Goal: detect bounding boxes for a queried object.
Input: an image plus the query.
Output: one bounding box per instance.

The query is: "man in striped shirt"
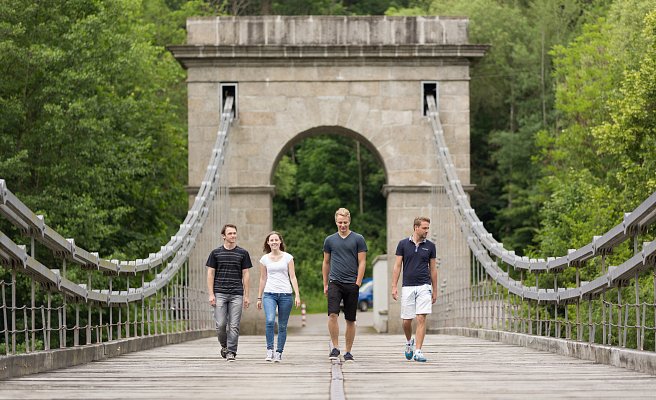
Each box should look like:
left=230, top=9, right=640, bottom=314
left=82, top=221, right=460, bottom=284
left=207, top=224, right=253, bottom=362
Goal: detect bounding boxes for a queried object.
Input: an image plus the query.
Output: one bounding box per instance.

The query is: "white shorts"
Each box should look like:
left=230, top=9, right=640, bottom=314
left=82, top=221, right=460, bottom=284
left=401, top=284, right=433, bottom=319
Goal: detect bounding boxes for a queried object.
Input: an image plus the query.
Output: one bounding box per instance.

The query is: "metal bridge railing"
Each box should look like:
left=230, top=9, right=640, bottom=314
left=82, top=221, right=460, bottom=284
left=0, top=97, right=235, bottom=359
left=426, top=95, right=656, bottom=353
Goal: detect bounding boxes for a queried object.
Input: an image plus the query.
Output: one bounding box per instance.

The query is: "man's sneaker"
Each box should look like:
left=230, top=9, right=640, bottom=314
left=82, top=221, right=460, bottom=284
left=273, top=351, right=282, bottom=363
left=329, top=348, right=340, bottom=360
left=220, top=347, right=228, bottom=359
left=343, top=352, right=354, bottom=362
left=413, top=349, right=427, bottom=362
left=265, top=349, right=274, bottom=362
left=404, top=338, right=415, bottom=360
left=226, top=352, right=236, bottom=362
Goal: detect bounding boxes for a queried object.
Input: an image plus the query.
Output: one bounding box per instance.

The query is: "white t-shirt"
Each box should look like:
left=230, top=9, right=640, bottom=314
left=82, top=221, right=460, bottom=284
left=260, top=252, right=294, bottom=294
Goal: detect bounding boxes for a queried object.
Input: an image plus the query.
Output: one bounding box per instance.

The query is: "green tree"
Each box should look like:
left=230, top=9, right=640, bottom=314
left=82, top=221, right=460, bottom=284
left=537, top=1, right=656, bottom=255
left=272, top=135, right=386, bottom=297
left=0, top=0, right=189, bottom=258
left=592, top=10, right=656, bottom=205
left=388, top=0, right=607, bottom=253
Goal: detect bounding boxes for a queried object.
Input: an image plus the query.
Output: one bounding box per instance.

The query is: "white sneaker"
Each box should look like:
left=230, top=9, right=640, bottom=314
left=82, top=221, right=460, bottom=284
left=413, top=349, right=427, bottom=362
left=273, top=351, right=282, bottom=363
left=265, top=349, right=274, bottom=361
left=404, top=338, right=415, bottom=360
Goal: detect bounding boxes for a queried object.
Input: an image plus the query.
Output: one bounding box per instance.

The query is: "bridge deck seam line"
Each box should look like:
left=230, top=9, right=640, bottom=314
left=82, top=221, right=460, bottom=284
left=330, top=359, right=346, bottom=400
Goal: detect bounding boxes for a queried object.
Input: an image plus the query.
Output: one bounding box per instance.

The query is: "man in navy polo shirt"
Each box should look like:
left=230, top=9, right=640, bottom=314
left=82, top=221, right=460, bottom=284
left=391, top=216, right=438, bottom=362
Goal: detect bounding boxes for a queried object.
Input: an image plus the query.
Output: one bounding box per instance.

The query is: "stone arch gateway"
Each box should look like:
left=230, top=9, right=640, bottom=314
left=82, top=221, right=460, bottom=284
left=169, top=16, right=487, bottom=334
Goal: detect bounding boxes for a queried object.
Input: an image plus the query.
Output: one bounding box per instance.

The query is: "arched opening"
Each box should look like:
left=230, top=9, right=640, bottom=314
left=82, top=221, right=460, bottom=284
left=270, top=126, right=388, bottom=311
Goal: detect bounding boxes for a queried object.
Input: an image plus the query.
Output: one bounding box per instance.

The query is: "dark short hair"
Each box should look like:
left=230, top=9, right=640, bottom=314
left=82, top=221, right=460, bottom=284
left=263, top=231, right=286, bottom=253
left=221, top=224, right=237, bottom=236
left=413, top=217, right=430, bottom=227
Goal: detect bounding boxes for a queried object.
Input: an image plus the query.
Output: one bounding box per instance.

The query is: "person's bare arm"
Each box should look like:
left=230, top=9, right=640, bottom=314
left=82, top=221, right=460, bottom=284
left=242, top=268, right=250, bottom=308
left=288, top=259, right=301, bottom=308
left=391, top=255, right=403, bottom=301
left=322, top=252, right=331, bottom=296
left=356, top=251, right=366, bottom=286
left=207, top=267, right=216, bottom=306
left=257, top=263, right=267, bottom=310
left=430, top=258, right=438, bottom=303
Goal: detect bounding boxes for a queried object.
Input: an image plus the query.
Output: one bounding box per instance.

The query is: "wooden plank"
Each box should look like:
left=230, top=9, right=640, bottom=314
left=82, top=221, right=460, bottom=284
left=1, top=315, right=656, bottom=399
left=0, top=336, right=330, bottom=400
left=343, top=335, right=656, bottom=399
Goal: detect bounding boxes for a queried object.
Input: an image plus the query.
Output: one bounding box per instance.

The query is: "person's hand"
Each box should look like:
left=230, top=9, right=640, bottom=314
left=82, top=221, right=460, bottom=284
left=431, top=290, right=437, bottom=304
left=243, top=297, right=250, bottom=309
left=391, top=287, right=398, bottom=301
left=294, top=295, right=301, bottom=308
left=257, top=299, right=262, bottom=310
left=209, top=294, right=216, bottom=307
left=324, top=284, right=328, bottom=297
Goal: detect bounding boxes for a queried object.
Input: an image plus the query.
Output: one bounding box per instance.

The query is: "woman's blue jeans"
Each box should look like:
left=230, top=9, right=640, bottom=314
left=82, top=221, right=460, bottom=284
left=263, top=292, right=293, bottom=352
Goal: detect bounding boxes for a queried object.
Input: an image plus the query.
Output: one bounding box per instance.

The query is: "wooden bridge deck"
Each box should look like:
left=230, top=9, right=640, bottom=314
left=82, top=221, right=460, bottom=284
left=2, top=328, right=656, bottom=399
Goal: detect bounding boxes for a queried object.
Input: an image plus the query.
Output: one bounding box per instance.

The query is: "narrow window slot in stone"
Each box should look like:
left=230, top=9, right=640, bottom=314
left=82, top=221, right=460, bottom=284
left=220, top=83, right=238, bottom=119
left=422, top=82, right=438, bottom=116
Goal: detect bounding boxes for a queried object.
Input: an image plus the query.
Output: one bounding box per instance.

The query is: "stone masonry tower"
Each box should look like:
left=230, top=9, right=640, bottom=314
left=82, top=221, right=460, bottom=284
left=170, top=16, right=486, bottom=334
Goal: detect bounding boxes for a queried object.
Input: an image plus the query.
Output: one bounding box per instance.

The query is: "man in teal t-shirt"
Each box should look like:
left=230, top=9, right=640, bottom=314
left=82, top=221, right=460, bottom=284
left=322, top=207, right=367, bottom=363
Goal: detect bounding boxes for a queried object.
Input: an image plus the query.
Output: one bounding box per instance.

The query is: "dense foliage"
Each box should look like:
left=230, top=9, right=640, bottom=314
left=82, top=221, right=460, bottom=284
left=273, top=136, right=386, bottom=293
left=0, top=0, right=199, bottom=258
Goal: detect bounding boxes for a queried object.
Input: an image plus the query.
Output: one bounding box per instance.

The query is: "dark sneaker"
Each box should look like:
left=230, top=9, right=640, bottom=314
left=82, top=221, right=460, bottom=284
left=227, top=352, right=236, bottom=362
left=329, top=348, right=340, bottom=360
left=343, top=352, right=354, bottom=362
left=220, top=347, right=228, bottom=359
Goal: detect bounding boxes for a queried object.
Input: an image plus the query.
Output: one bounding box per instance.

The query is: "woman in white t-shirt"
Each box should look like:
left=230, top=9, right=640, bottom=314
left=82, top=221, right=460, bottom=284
left=256, top=231, right=301, bottom=362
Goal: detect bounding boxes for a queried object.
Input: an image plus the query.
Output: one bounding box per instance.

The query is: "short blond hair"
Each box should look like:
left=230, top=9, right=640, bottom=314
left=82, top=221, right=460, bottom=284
left=413, top=216, right=430, bottom=227
left=335, top=207, right=351, bottom=221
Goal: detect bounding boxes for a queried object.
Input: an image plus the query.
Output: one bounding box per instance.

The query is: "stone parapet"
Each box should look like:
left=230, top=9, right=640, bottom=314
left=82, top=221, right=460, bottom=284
left=169, top=45, right=488, bottom=68
left=168, top=16, right=488, bottom=69
left=186, top=16, right=472, bottom=46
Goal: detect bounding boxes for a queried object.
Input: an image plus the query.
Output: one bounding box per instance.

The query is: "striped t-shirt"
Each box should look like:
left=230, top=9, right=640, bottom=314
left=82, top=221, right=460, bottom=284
left=206, top=245, right=253, bottom=295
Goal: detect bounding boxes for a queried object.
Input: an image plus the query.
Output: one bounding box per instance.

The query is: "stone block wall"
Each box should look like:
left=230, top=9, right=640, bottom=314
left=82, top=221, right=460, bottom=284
left=170, top=16, right=487, bottom=334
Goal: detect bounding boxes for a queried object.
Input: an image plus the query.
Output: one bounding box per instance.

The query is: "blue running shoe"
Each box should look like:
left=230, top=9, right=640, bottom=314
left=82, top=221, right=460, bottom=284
left=404, top=338, right=415, bottom=360
left=413, top=349, right=427, bottom=362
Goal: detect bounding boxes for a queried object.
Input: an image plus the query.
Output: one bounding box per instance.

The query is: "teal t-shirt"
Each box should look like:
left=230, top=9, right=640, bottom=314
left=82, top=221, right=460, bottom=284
left=323, top=231, right=367, bottom=283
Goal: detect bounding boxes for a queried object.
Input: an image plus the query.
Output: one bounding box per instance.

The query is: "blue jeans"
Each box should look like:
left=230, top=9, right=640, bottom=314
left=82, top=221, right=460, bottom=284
left=214, top=293, right=243, bottom=355
left=263, top=292, right=293, bottom=352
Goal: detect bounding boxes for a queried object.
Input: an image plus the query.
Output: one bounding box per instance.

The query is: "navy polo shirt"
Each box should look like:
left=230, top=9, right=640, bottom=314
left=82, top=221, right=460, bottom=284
left=395, top=237, right=436, bottom=287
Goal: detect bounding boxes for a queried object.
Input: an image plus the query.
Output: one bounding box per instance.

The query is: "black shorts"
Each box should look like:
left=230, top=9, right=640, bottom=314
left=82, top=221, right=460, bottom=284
left=327, top=280, right=359, bottom=322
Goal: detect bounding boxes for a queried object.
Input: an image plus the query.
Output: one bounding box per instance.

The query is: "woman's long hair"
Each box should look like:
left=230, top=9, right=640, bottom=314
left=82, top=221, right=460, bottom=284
left=263, top=231, right=286, bottom=253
